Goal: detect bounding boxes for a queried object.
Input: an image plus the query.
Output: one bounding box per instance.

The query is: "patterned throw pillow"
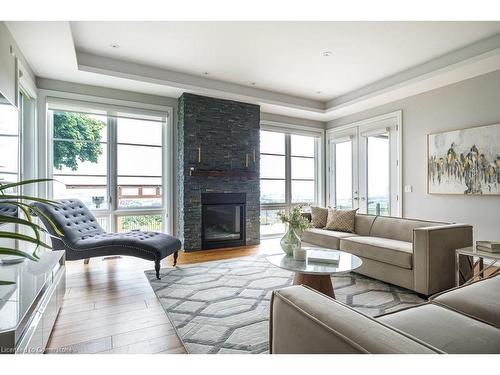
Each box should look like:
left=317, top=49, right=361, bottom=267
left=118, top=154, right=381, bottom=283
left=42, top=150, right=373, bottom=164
left=310, top=206, right=329, bottom=228
left=325, top=208, right=358, bottom=233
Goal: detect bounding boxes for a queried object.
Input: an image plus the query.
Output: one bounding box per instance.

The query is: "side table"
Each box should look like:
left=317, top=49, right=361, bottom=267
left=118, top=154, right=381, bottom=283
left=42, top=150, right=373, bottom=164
left=455, top=246, right=500, bottom=286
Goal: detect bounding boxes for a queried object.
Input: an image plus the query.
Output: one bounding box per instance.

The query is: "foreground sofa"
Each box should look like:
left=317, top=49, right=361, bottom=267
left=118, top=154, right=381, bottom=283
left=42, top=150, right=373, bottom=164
left=302, top=214, right=472, bottom=296
left=270, top=275, right=500, bottom=354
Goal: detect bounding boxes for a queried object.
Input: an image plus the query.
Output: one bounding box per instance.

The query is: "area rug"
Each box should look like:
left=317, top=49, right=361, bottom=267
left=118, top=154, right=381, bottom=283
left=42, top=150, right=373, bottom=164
left=145, top=255, right=425, bottom=354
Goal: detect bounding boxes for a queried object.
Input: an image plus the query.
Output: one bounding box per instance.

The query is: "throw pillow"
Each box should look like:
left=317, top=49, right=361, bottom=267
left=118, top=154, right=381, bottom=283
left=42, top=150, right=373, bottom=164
left=325, top=208, right=358, bottom=233
left=310, top=206, right=329, bottom=228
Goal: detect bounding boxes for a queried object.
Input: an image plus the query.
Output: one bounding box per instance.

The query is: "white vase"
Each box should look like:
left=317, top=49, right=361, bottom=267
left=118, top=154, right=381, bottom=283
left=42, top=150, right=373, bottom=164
left=293, top=246, right=307, bottom=261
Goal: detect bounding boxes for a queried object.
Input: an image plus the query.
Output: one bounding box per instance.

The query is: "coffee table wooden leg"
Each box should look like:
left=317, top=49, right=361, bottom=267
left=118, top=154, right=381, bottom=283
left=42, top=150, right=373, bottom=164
left=293, top=273, right=335, bottom=299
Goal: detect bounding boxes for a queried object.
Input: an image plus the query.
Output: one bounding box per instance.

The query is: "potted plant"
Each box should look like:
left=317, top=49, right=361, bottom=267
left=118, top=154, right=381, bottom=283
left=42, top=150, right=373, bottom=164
left=277, top=206, right=312, bottom=256
left=0, top=179, right=62, bottom=285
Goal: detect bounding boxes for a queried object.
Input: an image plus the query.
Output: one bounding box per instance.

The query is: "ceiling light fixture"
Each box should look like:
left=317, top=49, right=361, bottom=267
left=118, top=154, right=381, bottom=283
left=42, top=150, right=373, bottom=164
left=251, top=82, right=256, bottom=86
left=110, top=43, right=120, bottom=49
left=322, top=51, right=333, bottom=57
left=316, top=91, right=322, bottom=94
left=203, top=71, right=210, bottom=76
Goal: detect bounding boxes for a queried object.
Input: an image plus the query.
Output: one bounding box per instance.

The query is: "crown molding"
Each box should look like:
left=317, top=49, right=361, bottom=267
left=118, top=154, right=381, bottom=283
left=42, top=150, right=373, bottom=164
left=74, top=33, right=500, bottom=122
left=76, top=51, right=325, bottom=113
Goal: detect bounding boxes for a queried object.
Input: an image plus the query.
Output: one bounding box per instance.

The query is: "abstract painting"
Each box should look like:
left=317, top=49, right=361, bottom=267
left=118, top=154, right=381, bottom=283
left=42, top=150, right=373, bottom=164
left=428, top=123, right=500, bottom=195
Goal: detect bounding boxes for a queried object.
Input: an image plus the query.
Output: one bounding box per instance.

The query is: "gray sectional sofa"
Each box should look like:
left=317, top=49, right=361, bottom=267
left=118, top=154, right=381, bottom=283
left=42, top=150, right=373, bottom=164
left=270, top=275, right=500, bottom=354
left=302, top=213, right=473, bottom=296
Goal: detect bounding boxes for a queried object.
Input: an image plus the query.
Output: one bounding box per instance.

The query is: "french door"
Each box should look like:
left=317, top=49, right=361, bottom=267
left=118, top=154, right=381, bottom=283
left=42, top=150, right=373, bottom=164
left=327, top=112, right=401, bottom=216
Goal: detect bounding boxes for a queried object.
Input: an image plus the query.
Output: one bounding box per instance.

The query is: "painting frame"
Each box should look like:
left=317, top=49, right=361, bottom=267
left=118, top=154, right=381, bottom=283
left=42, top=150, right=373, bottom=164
left=427, top=122, right=500, bottom=196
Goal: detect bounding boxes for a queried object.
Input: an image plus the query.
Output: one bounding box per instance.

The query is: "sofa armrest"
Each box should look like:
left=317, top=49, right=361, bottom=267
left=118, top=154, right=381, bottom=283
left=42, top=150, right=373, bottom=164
left=270, top=285, right=440, bottom=354
left=413, top=224, right=473, bottom=296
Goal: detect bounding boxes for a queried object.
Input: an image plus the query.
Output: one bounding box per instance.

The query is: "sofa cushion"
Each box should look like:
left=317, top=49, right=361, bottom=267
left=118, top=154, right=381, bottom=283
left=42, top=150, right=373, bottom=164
left=340, top=236, right=413, bottom=269
left=431, top=275, right=500, bottom=328
left=302, top=228, right=358, bottom=249
left=378, top=304, right=500, bottom=353
left=370, top=216, right=445, bottom=242
left=310, top=206, right=329, bottom=228
left=325, top=208, right=357, bottom=233
left=354, top=214, right=376, bottom=236
left=271, top=286, right=440, bottom=354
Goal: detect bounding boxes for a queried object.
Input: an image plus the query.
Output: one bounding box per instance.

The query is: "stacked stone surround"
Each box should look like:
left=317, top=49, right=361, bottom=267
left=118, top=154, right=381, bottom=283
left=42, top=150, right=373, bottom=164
left=176, top=93, right=260, bottom=251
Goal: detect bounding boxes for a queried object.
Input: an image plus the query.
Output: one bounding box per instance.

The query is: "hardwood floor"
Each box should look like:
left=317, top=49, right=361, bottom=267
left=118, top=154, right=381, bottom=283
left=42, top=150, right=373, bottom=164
left=46, top=239, right=280, bottom=354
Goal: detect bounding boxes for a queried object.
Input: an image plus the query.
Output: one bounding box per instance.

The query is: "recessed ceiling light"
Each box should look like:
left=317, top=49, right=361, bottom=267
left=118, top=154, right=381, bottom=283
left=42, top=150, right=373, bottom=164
left=316, top=91, right=322, bottom=94
left=110, top=43, right=120, bottom=49
left=251, top=82, right=256, bottom=86
left=322, top=51, right=333, bottom=57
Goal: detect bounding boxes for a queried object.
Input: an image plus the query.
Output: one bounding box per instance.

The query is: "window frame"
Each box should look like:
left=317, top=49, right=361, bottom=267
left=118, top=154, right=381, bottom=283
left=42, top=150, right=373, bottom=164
left=260, top=122, right=324, bottom=238
left=46, top=100, right=172, bottom=234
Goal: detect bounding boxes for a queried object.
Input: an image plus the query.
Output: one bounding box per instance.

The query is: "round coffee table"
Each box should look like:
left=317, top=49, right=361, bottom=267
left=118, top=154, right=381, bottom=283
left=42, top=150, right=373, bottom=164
left=266, top=247, right=362, bottom=298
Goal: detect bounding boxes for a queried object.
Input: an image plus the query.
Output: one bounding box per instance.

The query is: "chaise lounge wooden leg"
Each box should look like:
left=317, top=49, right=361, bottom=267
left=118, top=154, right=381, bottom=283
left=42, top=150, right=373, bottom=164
left=155, top=259, right=161, bottom=280
left=173, top=251, right=178, bottom=266
left=84, top=258, right=90, bottom=264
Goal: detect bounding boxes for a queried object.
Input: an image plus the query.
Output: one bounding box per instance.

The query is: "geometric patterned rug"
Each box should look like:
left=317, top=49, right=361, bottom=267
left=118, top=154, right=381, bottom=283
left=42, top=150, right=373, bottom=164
left=145, top=255, right=425, bottom=354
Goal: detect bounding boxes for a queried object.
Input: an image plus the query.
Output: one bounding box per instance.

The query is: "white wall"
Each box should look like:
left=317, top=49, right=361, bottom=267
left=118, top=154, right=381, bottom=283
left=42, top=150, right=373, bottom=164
left=327, top=69, right=500, bottom=241
left=0, top=22, right=36, bottom=105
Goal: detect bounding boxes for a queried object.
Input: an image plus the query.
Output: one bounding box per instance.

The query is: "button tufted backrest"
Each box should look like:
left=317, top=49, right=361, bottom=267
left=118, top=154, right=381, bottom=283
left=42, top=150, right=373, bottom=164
left=31, top=199, right=105, bottom=249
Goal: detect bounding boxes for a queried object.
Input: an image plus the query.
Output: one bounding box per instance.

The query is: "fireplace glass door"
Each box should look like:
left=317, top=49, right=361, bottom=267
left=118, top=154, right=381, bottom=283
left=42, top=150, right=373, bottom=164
left=202, top=204, right=245, bottom=249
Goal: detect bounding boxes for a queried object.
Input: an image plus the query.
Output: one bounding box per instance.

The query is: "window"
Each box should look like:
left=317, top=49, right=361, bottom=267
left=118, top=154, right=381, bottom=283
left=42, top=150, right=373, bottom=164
left=52, top=111, right=109, bottom=210
left=291, top=134, right=315, bottom=204
left=366, top=132, right=390, bottom=216
left=0, top=102, right=19, bottom=188
left=48, top=103, right=169, bottom=234
left=260, top=131, right=286, bottom=204
left=260, top=129, right=320, bottom=237
left=117, top=117, right=163, bottom=209
left=334, top=140, right=353, bottom=209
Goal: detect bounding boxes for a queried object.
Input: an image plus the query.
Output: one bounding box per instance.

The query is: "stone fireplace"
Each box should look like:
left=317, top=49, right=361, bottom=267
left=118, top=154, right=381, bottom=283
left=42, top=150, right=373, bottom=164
left=176, top=93, right=260, bottom=251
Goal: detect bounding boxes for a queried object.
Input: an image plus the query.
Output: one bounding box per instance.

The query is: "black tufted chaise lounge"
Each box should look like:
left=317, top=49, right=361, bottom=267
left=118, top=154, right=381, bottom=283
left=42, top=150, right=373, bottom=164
left=32, top=199, right=182, bottom=279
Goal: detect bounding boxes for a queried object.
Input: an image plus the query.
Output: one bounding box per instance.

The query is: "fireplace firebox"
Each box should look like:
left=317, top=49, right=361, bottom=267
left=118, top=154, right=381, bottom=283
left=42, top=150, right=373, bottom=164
left=201, top=193, right=246, bottom=250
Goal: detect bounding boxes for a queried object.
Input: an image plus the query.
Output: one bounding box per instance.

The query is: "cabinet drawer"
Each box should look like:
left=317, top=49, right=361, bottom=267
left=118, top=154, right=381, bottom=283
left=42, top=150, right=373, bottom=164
left=16, top=311, right=43, bottom=354
left=41, top=285, right=58, bottom=349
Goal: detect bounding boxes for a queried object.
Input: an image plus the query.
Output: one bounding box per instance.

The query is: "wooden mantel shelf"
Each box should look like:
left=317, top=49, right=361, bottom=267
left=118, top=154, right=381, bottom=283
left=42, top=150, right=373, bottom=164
left=189, top=168, right=257, bottom=178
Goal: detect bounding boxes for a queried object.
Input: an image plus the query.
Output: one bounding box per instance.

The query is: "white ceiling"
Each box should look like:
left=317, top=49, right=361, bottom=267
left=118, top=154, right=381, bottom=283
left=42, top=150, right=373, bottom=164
left=71, top=21, right=500, bottom=100
left=6, top=21, right=500, bottom=121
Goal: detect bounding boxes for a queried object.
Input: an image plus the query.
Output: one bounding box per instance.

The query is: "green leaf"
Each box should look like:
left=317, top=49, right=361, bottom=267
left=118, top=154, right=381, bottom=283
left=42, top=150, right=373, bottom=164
left=0, top=214, right=48, bottom=259
left=28, top=205, right=65, bottom=237
left=0, top=201, right=64, bottom=237
left=0, top=247, right=38, bottom=261
left=0, top=232, right=52, bottom=249
left=0, top=215, right=50, bottom=235
left=0, top=281, right=16, bottom=285
left=0, top=178, right=54, bottom=192
left=0, top=195, right=60, bottom=206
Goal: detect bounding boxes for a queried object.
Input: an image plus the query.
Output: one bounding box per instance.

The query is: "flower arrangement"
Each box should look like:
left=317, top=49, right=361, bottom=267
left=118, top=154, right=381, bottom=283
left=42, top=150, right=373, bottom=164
left=277, top=205, right=312, bottom=235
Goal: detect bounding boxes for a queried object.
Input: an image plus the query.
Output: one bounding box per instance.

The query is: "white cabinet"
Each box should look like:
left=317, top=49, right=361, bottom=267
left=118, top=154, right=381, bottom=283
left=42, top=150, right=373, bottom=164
left=0, top=251, right=66, bottom=354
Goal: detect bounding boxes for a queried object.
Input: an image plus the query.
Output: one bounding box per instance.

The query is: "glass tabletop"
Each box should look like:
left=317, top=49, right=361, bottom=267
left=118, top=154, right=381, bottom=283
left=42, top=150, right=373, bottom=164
left=266, top=247, right=362, bottom=275
left=456, top=246, right=500, bottom=261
